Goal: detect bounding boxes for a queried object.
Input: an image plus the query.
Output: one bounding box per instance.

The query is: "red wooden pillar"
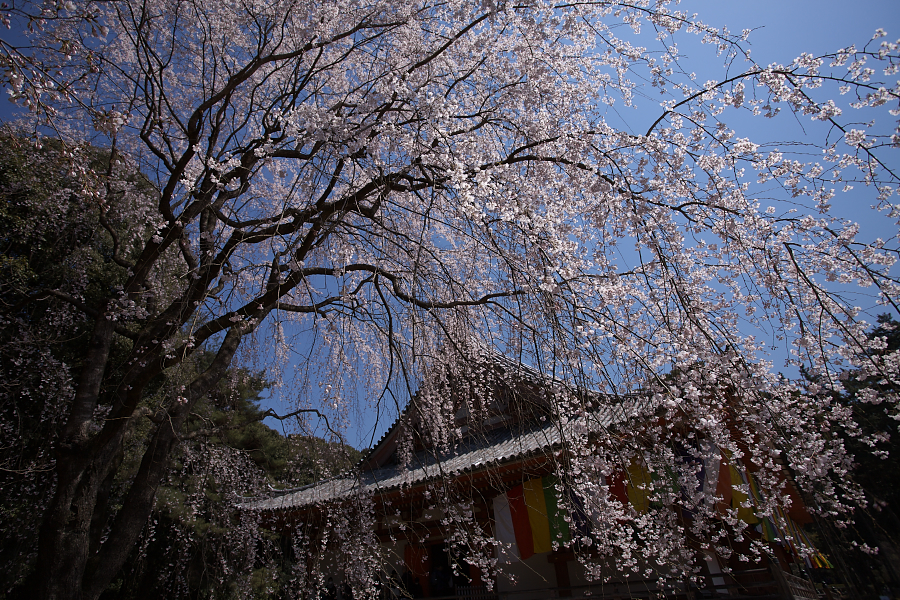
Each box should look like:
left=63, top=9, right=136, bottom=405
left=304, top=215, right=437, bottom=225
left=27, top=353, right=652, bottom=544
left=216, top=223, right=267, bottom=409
left=405, top=543, right=431, bottom=597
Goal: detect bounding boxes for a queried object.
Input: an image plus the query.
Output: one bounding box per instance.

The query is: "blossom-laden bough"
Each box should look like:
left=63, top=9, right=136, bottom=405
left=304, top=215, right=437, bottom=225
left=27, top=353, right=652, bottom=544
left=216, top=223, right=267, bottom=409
left=0, top=0, right=898, bottom=598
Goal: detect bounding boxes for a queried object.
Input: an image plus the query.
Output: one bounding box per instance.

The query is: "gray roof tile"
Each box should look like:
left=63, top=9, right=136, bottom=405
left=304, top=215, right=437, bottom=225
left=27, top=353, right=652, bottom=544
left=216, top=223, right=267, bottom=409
left=241, top=398, right=646, bottom=512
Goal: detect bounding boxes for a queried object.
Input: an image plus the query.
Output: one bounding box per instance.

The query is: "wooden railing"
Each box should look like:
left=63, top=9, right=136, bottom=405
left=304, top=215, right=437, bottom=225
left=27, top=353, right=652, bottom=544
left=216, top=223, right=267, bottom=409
left=457, top=585, right=499, bottom=600
left=779, top=570, right=820, bottom=600
left=405, top=564, right=820, bottom=600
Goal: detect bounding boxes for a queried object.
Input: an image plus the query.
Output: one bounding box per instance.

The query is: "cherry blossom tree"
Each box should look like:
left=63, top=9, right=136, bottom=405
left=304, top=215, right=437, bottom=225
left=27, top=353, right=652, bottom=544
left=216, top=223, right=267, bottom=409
left=1, top=0, right=899, bottom=598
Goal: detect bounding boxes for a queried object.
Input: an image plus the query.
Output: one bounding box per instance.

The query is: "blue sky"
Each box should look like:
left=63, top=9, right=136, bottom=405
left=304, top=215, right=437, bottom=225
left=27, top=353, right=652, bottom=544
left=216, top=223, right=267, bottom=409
left=258, top=1, right=900, bottom=445
left=687, top=0, right=898, bottom=65
left=3, top=2, right=899, bottom=447
left=327, top=1, right=900, bottom=447
left=607, top=1, right=899, bottom=131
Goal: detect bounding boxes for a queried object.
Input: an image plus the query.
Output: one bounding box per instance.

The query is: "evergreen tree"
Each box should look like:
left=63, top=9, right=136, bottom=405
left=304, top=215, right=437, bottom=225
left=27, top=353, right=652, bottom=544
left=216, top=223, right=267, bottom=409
left=827, top=315, right=900, bottom=597
left=0, top=132, right=360, bottom=598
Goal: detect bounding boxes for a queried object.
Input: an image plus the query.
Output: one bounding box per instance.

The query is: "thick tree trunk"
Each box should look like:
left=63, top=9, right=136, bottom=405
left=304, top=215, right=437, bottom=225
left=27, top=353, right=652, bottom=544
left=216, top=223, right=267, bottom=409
left=33, top=435, right=130, bottom=600
left=82, top=417, right=184, bottom=600
left=32, top=457, right=95, bottom=600
left=31, top=312, right=117, bottom=600
left=31, top=326, right=245, bottom=600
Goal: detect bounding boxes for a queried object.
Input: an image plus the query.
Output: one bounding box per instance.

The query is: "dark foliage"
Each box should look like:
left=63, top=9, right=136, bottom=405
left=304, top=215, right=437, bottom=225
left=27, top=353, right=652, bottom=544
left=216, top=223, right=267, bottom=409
left=0, top=133, right=361, bottom=599
left=816, top=315, right=900, bottom=598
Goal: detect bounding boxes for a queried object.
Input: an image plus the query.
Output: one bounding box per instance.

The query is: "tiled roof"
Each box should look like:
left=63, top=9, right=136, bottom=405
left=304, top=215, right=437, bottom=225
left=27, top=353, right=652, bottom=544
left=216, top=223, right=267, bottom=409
left=348, top=347, right=561, bottom=473
left=241, top=396, right=648, bottom=512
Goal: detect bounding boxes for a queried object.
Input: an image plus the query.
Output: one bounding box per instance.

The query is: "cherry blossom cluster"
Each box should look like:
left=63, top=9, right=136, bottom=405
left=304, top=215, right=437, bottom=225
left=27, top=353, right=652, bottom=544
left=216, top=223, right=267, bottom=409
left=2, top=0, right=898, bottom=596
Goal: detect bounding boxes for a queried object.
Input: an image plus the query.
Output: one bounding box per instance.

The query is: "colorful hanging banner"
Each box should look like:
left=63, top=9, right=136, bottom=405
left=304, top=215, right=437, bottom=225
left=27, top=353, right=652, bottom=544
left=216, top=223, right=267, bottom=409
left=492, top=494, right=520, bottom=563
left=608, top=470, right=628, bottom=505
left=506, top=483, right=534, bottom=559
left=543, top=476, right=571, bottom=545
left=523, top=478, right=552, bottom=553
left=492, top=457, right=830, bottom=570
left=626, top=461, right=652, bottom=513
left=496, top=476, right=575, bottom=559
left=715, top=452, right=734, bottom=512
left=773, top=504, right=833, bottom=569
left=721, top=454, right=831, bottom=570
left=729, top=461, right=759, bottom=524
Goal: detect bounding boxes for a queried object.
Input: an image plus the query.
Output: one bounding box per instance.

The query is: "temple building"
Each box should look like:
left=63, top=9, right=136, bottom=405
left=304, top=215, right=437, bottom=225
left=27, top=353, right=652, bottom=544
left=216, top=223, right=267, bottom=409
left=243, top=354, right=830, bottom=599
